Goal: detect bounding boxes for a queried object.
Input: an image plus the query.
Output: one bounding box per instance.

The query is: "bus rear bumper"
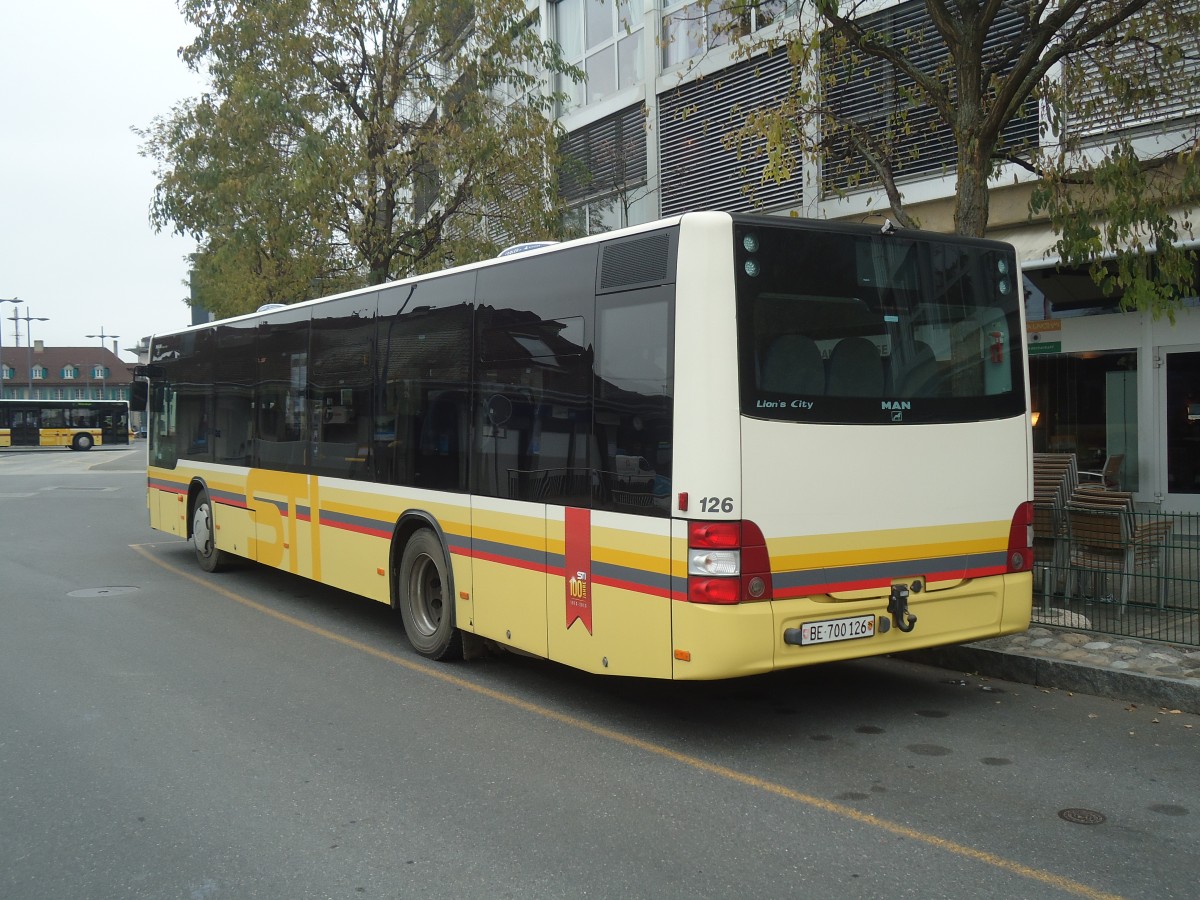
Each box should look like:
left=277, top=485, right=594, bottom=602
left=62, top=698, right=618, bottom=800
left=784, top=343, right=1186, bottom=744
left=670, top=572, right=1032, bottom=680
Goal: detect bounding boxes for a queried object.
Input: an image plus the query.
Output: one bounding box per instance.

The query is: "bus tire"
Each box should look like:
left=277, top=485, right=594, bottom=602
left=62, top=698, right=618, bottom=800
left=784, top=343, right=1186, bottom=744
left=192, top=488, right=228, bottom=573
left=398, top=529, right=462, bottom=661
left=73, top=433, right=93, bottom=451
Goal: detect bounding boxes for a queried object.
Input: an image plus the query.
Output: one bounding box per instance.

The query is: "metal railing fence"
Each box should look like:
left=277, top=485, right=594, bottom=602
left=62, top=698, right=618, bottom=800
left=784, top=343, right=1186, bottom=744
left=1033, top=506, right=1200, bottom=648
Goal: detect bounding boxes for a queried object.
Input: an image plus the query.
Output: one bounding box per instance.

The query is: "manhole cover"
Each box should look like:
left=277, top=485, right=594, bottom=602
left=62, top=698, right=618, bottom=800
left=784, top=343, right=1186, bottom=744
left=67, top=587, right=140, bottom=598
left=1058, top=808, right=1106, bottom=825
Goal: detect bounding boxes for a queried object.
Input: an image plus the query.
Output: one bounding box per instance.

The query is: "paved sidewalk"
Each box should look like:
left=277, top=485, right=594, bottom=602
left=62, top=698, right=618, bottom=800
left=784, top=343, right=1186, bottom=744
left=906, top=618, right=1200, bottom=714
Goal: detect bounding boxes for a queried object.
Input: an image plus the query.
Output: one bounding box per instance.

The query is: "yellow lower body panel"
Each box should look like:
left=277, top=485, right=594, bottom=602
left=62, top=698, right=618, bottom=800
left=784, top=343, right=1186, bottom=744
left=671, top=572, right=1032, bottom=680
left=471, top=557, right=548, bottom=658
left=214, top=504, right=256, bottom=562
left=671, top=601, right=778, bottom=679
left=153, top=489, right=187, bottom=537
left=549, top=581, right=673, bottom=679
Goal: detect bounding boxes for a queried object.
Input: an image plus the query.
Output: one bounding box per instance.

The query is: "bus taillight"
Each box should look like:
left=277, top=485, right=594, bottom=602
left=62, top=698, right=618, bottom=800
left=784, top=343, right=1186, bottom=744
left=687, top=520, right=774, bottom=604
left=1007, top=501, right=1034, bottom=573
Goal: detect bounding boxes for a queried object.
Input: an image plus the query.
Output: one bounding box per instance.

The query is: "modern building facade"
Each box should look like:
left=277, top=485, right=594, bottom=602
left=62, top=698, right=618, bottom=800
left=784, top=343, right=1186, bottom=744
left=535, top=0, right=1200, bottom=512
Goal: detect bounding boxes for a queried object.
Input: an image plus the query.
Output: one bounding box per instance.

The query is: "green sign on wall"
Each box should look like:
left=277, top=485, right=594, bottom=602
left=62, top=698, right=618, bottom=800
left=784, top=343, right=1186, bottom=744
left=1027, top=341, right=1062, bottom=355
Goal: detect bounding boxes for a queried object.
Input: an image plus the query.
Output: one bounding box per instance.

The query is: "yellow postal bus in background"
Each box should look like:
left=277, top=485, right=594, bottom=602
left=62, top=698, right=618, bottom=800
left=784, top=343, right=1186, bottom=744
left=136, top=212, right=1033, bottom=679
left=0, top=399, right=131, bottom=451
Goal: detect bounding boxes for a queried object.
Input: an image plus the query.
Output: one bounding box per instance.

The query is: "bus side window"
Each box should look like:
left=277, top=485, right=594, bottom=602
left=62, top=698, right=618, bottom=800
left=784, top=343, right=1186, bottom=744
left=595, top=286, right=674, bottom=515
left=376, top=291, right=473, bottom=491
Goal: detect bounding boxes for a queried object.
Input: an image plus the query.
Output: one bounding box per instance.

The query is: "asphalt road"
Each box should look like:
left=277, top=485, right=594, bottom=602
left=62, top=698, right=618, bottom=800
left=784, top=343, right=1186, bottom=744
left=1, top=446, right=1197, bottom=900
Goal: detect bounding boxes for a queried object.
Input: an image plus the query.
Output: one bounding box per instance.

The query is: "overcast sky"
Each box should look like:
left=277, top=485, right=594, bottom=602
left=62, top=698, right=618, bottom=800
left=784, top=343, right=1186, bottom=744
left=0, top=1, right=204, bottom=360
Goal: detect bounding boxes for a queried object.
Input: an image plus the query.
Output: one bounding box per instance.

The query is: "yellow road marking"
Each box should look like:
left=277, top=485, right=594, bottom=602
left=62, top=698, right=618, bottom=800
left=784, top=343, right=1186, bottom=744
left=131, top=541, right=1122, bottom=900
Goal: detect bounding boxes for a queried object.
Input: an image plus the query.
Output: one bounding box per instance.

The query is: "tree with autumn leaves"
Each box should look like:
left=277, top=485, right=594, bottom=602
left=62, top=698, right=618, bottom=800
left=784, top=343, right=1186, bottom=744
left=145, top=1, right=1200, bottom=317
left=735, top=0, right=1200, bottom=315
left=140, top=0, right=576, bottom=318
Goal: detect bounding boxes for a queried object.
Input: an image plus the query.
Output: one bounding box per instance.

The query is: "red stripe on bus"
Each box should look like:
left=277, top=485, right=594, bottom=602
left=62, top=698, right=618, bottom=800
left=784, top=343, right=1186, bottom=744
left=592, top=574, right=673, bottom=600
left=461, top=547, right=550, bottom=575
left=470, top=554, right=670, bottom=599
left=772, top=565, right=1008, bottom=600
left=319, top=518, right=392, bottom=539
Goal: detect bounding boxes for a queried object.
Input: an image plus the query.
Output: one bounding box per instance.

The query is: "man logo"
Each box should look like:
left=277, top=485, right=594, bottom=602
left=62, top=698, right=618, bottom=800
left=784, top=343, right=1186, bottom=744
left=881, top=400, right=911, bottom=411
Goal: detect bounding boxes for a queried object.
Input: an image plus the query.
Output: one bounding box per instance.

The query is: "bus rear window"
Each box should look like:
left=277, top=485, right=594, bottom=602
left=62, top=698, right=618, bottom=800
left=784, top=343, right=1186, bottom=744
left=735, top=223, right=1025, bottom=425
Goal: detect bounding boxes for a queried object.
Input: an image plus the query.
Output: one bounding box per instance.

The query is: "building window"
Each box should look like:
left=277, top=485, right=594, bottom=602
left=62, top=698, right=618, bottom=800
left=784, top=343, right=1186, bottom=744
left=1, top=364, right=9, bottom=380
left=1064, top=5, right=1200, bottom=140
left=1030, top=350, right=1139, bottom=492
left=556, top=0, right=644, bottom=112
left=658, top=50, right=802, bottom=215
left=93, top=365, right=107, bottom=379
left=74, top=387, right=86, bottom=400
left=565, top=198, right=626, bottom=236
left=661, top=0, right=787, bottom=69
left=32, top=365, right=46, bottom=381
left=559, top=104, right=649, bottom=227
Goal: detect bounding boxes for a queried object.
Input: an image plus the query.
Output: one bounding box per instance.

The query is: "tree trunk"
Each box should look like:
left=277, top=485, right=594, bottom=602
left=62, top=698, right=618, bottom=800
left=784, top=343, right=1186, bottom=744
left=953, top=138, right=991, bottom=238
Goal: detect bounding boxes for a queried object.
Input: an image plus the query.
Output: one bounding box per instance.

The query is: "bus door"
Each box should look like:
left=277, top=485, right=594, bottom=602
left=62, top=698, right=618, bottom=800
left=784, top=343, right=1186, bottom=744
left=469, top=384, right=551, bottom=659
left=101, top=408, right=129, bottom=445
left=468, top=299, right=590, bottom=661
left=547, top=286, right=676, bottom=679
left=10, top=410, right=39, bottom=446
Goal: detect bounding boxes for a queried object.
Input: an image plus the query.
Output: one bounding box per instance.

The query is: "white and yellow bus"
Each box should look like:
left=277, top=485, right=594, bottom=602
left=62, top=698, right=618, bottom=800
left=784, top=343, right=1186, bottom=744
left=0, top=399, right=131, bottom=450
left=136, top=211, right=1032, bottom=679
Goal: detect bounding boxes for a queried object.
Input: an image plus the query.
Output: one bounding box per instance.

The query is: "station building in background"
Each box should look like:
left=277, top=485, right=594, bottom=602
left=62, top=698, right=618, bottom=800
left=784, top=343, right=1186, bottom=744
left=0, top=340, right=133, bottom=405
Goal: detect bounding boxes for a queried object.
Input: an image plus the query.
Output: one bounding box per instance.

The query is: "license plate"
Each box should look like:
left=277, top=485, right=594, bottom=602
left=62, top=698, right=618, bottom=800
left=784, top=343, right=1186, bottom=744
left=799, top=614, right=876, bottom=646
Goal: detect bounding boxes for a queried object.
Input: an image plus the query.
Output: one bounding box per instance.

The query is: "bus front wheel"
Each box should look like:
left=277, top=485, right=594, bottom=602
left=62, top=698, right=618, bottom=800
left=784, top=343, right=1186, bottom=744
left=398, top=529, right=462, bottom=660
left=73, top=433, right=93, bottom=451
left=192, top=489, right=228, bottom=573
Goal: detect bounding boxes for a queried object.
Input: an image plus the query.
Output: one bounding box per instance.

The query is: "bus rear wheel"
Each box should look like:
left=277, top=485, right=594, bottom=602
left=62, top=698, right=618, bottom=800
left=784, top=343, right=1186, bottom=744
left=192, top=489, right=228, bottom=573
left=73, top=433, right=93, bottom=451
left=398, top=529, right=462, bottom=660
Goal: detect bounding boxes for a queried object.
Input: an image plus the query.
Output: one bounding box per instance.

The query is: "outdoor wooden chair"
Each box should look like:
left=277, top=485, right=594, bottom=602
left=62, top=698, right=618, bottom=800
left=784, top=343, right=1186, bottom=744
left=1032, top=500, right=1066, bottom=610
left=1079, top=453, right=1124, bottom=491
left=1031, top=452, right=1080, bottom=606
left=1065, top=489, right=1173, bottom=609
left=1034, top=452, right=1080, bottom=494
left=1065, top=502, right=1135, bottom=610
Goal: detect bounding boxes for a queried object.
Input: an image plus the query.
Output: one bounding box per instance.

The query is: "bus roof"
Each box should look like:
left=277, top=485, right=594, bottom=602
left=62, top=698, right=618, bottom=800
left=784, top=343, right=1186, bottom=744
left=149, top=211, right=1016, bottom=343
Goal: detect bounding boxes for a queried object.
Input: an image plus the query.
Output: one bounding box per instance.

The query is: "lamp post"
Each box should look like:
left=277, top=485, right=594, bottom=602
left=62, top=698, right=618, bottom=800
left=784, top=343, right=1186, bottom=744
left=0, top=297, right=20, bottom=400
left=86, top=328, right=119, bottom=400
left=7, top=307, right=50, bottom=398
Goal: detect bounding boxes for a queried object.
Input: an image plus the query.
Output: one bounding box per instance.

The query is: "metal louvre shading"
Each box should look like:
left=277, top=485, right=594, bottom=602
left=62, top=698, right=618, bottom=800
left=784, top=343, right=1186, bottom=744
left=658, top=50, right=801, bottom=216
left=821, top=0, right=1039, bottom=193
left=1064, top=9, right=1200, bottom=139
left=559, top=104, right=649, bottom=204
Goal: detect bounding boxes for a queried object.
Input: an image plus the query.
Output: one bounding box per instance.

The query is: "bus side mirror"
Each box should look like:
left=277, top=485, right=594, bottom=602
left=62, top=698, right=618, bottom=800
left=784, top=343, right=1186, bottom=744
left=130, top=380, right=149, bottom=412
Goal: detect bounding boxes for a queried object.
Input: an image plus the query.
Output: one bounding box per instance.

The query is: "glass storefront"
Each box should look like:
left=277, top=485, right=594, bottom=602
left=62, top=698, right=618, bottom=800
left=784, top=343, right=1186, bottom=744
left=1165, top=350, right=1200, bottom=496
left=1029, top=350, right=1139, bottom=491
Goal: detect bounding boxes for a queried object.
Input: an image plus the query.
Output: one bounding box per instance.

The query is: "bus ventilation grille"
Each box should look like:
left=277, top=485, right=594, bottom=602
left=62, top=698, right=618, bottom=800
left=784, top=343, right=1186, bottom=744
left=598, top=234, right=672, bottom=293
